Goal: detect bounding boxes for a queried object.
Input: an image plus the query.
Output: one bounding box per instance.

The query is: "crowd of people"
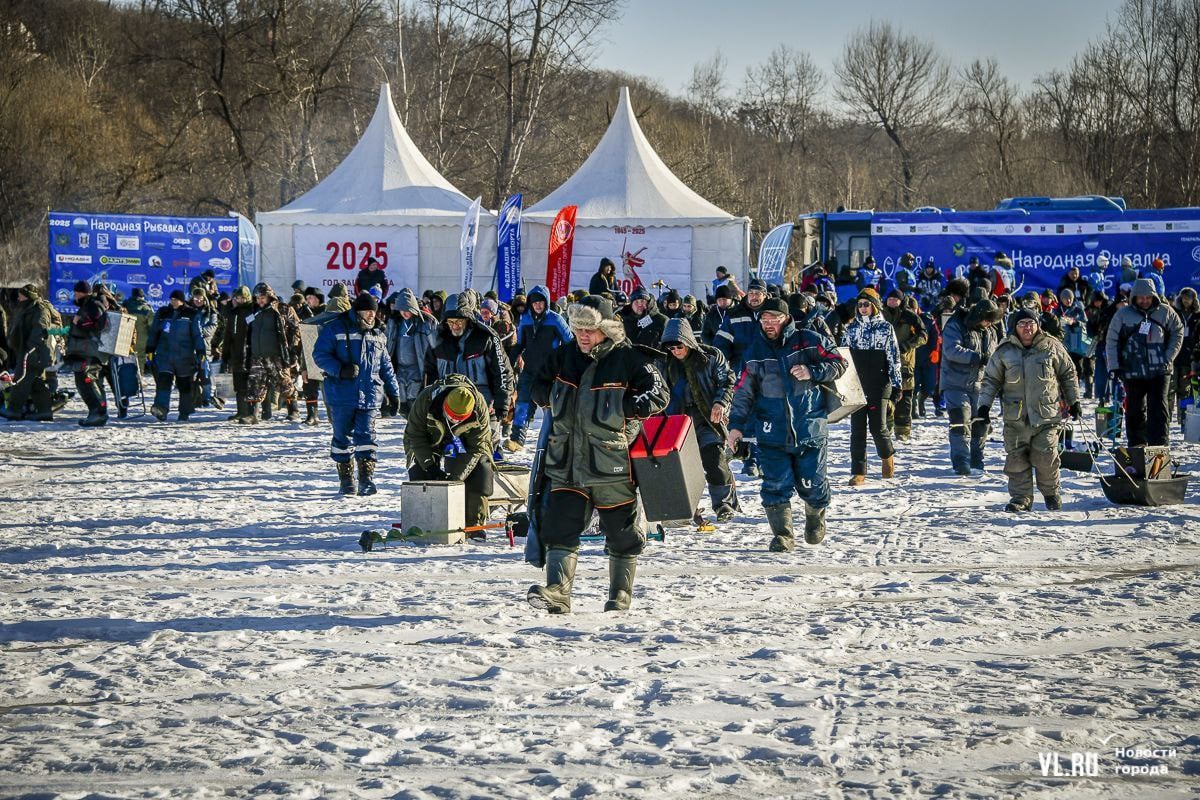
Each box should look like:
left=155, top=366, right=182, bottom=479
left=1, top=252, right=1197, bottom=613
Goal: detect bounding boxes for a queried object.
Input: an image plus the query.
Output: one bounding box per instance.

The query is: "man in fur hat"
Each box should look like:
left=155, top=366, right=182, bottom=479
left=527, top=296, right=669, bottom=615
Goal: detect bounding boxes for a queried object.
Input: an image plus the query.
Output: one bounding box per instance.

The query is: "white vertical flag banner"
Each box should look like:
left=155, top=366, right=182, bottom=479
left=460, top=196, right=482, bottom=290
left=756, top=222, right=794, bottom=284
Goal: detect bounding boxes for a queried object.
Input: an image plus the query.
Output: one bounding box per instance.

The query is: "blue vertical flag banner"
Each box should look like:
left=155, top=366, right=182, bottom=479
left=868, top=210, right=1200, bottom=295
left=497, top=193, right=523, bottom=302
left=47, top=211, right=246, bottom=312
left=756, top=222, right=794, bottom=285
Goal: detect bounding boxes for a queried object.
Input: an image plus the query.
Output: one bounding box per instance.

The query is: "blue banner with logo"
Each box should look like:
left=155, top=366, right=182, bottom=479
left=497, top=194, right=522, bottom=302
left=48, top=211, right=243, bottom=312
left=868, top=209, right=1200, bottom=296
left=756, top=222, right=794, bottom=284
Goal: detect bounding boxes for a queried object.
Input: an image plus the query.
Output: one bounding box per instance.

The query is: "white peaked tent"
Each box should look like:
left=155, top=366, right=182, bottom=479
left=256, top=84, right=494, bottom=295
left=524, top=86, right=749, bottom=298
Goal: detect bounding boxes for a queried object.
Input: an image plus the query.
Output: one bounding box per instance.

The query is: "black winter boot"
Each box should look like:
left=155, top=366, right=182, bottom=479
left=304, top=403, right=319, bottom=425
left=337, top=461, right=357, bottom=495
left=237, top=402, right=259, bottom=425
left=1043, top=494, right=1062, bottom=511
left=710, top=483, right=736, bottom=522
left=527, top=547, right=577, bottom=614
left=1005, top=496, right=1033, bottom=513
left=804, top=503, right=826, bottom=545
left=261, top=400, right=273, bottom=421
left=227, top=396, right=245, bottom=422
left=286, top=400, right=300, bottom=422
left=604, top=554, right=637, bottom=612
left=357, top=458, right=377, bottom=496
left=765, top=502, right=794, bottom=551
left=79, top=405, right=109, bottom=427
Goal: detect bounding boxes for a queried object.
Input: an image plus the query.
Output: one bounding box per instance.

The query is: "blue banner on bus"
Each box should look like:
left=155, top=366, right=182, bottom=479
left=48, top=212, right=243, bottom=312
left=868, top=209, right=1200, bottom=295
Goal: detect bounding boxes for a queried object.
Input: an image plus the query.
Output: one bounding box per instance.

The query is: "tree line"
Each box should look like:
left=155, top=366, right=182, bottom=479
left=1, top=0, right=1196, bottom=287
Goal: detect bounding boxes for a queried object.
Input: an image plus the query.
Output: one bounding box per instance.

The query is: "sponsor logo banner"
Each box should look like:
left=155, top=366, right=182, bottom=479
left=49, top=211, right=242, bottom=311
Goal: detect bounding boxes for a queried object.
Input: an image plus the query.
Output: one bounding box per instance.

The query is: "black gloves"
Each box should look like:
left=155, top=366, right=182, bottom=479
left=339, top=364, right=359, bottom=380
left=976, top=405, right=991, bottom=423
left=1069, top=401, right=1083, bottom=420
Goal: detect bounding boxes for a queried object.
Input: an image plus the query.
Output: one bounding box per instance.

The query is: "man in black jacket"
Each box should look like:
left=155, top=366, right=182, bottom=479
left=527, top=296, right=669, bottom=615
left=65, top=280, right=110, bottom=427
left=424, top=292, right=513, bottom=447
left=621, top=286, right=668, bottom=350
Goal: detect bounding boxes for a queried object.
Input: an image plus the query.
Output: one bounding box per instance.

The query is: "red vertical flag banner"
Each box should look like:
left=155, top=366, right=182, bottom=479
left=546, top=205, right=578, bottom=301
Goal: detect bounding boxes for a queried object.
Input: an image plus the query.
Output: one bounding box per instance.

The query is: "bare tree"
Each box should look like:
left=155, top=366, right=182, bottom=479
left=1161, top=0, right=1200, bottom=203
left=446, top=0, right=622, bottom=206
left=956, top=58, right=1021, bottom=191
left=737, top=45, right=824, bottom=154
left=835, top=21, right=950, bottom=207
left=686, top=50, right=730, bottom=122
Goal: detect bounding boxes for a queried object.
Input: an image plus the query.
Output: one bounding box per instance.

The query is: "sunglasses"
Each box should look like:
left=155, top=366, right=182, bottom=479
left=857, top=301, right=874, bottom=308
left=666, top=344, right=688, bottom=351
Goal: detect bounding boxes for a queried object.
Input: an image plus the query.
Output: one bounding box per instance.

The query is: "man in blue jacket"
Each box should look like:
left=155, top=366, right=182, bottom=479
left=313, top=293, right=401, bottom=496
left=146, top=289, right=205, bottom=422
left=728, top=297, right=847, bottom=550
left=504, top=285, right=572, bottom=452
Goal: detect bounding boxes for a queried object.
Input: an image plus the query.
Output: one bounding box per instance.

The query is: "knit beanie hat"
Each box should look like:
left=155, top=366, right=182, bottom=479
left=73, top=279, right=92, bottom=293
left=856, top=287, right=882, bottom=312
left=1009, top=308, right=1039, bottom=329
left=353, top=293, right=378, bottom=311
left=758, top=297, right=789, bottom=316
left=443, top=387, right=476, bottom=422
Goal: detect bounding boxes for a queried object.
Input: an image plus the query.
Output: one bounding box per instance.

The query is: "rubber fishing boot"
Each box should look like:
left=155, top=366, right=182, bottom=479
left=527, top=547, right=577, bottom=614
left=357, top=458, right=377, bottom=496
left=765, top=502, right=794, bottom=552
left=604, top=554, right=637, bottom=612
left=803, top=503, right=826, bottom=545
left=337, top=461, right=357, bottom=495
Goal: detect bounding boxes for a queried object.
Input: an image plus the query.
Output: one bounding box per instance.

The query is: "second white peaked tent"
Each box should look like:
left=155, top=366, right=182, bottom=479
left=256, top=84, right=494, bottom=295
left=524, top=86, right=750, bottom=298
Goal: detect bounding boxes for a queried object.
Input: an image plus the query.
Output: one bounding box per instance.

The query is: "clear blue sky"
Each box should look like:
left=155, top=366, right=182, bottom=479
left=593, top=0, right=1124, bottom=97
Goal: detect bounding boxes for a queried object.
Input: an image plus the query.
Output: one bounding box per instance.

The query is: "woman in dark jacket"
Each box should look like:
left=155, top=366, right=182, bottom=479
left=588, top=258, right=618, bottom=295
left=660, top=318, right=738, bottom=522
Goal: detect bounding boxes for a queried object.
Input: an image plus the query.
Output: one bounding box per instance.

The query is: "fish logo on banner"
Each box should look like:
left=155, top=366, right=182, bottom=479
left=460, top=196, right=482, bottom=291
left=497, top=194, right=523, bottom=302
left=756, top=222, right=794, bottom=285
left=546, top=205, right=578, bottom=301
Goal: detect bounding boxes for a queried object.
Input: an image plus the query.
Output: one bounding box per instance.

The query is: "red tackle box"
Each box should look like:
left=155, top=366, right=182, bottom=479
left=630, top=414, right=706, bottom=522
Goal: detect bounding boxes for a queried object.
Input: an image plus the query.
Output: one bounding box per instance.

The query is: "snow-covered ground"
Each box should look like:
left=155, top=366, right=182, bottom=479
left=1, top=396, right=1198, bottom=799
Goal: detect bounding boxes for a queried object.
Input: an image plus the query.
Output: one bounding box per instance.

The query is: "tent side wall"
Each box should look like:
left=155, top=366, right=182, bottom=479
left=259, top=223, right=295, bottom=292
left=257, top=219, right=498, bottom=295
left=518, top=220, right=749, bottom=299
